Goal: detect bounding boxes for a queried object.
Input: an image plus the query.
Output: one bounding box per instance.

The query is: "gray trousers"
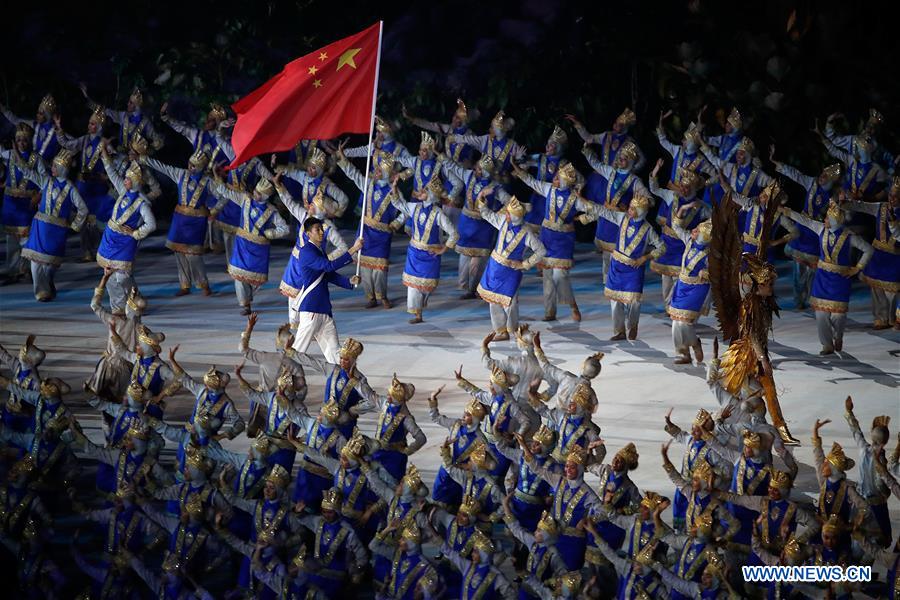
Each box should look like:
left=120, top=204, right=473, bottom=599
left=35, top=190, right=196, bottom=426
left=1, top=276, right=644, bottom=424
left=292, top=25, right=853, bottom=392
left=175, top=253, right=208, bottom=289
left=672, top=320, right=699, bottom=353
left=4, top=234, right=26, bottom=275
left=223, top=232, right=235, bottom=266
left=108, top=271, right=135, bottom=314
left=489, top=296, right=519, bottom=334
left=235, top=280, right=259, bottom=307
left=360, top=267, right=388, bottom=300
left=407, top=288, right=429, bottom=313
left=661, top=275, right=675, bottom=307
left=542, top=267, right=574, bottom=316
left=207, top=222, right=224, bottom=252
left=870, top=286, right=898, bottom=326
left=30, top=261, right=56, bottom=299
left=815, top=310, right=847, bottom=351
left=611, top=300, right=641, bottom=335
left=792, top=262, right=815, bottom=308
left=80, top=221, right=101, bottom=259
left=601, top=251, right=612, bottom=285
left=458, top=255, right=487, bottom=293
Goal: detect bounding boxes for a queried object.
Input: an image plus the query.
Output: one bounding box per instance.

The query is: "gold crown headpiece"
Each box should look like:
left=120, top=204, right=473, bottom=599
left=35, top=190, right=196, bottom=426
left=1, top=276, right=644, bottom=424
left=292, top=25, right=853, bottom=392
left=126, top=286, right=146, bottom=312
left=695, top=220, right=713, bottom=242
left=471, top=530, right=494, bottom=554
left=536, top=511, right=559, bottom=536
left=89, top=105, right=106, bottom=128
left=727, top=107, right=742, bottom=130
left=532, top=424, right=556, bottom=448
left=548, top=124, right=568, bottom=148
left=266, top=464, right=291, bottom=489
left=53, top=149, right=75, bottom=170
left=374, top=115, right=392, bottom=134
left=127, top=421, right=151, bottom=441
left=125, top=161, right=143, bottom=187
left=203, top=365, right=228, bottom=389
left=826, top=199, right=844, bottom=223
left=615, top=442, right=639, bottom=470
left=505, top=196, right=525, bottom=218
left=401, top=520, right=422, bottom=544
left=616, top=107, right=637, bottom=127
left=320, top=400, right=340, bottom=423
left=769, top=470, right=792, bottom=490
left=307, top=147, right=327, bottom=172
left=458, top=495, right=481, bottom=517
left=872, top=415, right=891, bottom=430
left=618, top=140, right=638, bottom=164
left=821, top=163, right=842, bottom=183
left=783, top=535, right=803, bottom=561
left=742, top=430, right=762, bottom=451
left=566, top=445, right=588, bottom=466
left=38, top=94, right=57, bottom=116
left=454, top=98, right=468, bottom=120
left=630, top=194, right=652, bottom=214
left=693, top=408, right=713, bottom=429
left=477, top=154, right=495, bottom=176
left=388, top=373, right=415, bottom=402
left=420, top=130, right=436, bottom=151
left=321, top=487, right=342, bottom=511
left=340, top=431, right=367, bottom=462
left=276, top=368, right=294, bottom=391
left=692, top=460, right=714, bottom=485
left=855, top=133, right=876, bottom=155
left=130, top=133, right=150, bottom=156
left=339, top=337, right=364, bottom=361
left=403, top=464, right=424, bottom=491
left=465, top=398, right=488, bottom=420
left=736, top=137, right=756, bottom=156
left=557, top=162, right=578, bottom=186
left=183, top=493, right=205, bottom=519
left=255, top=178, right=274, bottom=198
left=251, top=432, right=271, bottom=455
left=15, top=122, right=34, bottom=142
left=826, top=442, right=855, bottom=472
left=677, top=167, right=702, bottom=190
left=209, top=103, right=227, bottom=122
left=129, top=87, right=143, bottom=107
left=822, top=514, right=844, bottom=536
left=189, top=149, right=210, bottom=171
left=640, top=491, right=666, bottom=511
left=491, top=110, right=513, bottom=133
left=489, top=364, right=511, bottom=388
left=571, top=382, right=594, bottom=411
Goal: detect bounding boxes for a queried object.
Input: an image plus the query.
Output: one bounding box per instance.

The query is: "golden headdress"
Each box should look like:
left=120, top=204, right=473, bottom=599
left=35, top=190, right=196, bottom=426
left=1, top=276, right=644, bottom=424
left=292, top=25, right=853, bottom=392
left=782, top=535, right=803, bottom=561
left=308, top=147, right=327, bottom=172
left=505, top=196, right=525, bottom=219
left=425, top=173, right=445, bottom=197
left=826, top=199, right=844, bottom=224
left=558, top=571, right=583, bottom=594
left=183, top=493, right=205, bottom=520
left=557, top=162, right=578, bottom=186
left=420, top=131, right=436, bottom=151
left=276, top=368, right=294, bottom=391
left=129, top=87, right=144, bottom=108
left=727, top=107, right=743, bottom=130
left=53, top=148, right=75, bottom=170
left=677, top=167, right=702, bottom=190
left=125, top=161, right=143, bottom=187
left=868, top=108, right=885, bottom=127
left=855, top=133, right=876, bottom=155
left=458, top=495, right=481, bottom=517
left=291, top=545, right=308, bottom=571
left=126, top=286, right=146, bottom=312
left=38, top=94, right=58, bottom=116
left=489, top=364, right=511, bottom=388
left=695, top=220, right=713, bottom=243
left=616, top=107, right=637, bottom=127
left=618, top=140, right=638, bottom=164
left=826, top=442, right=855, bottom=471
left=640, top=491, right=666, bottom=511
left=694, top=511, right=714, bottom=536
left=872, top=415, right=891, bottom=430
left=340, top=431, right=367, bottom=462
left=704, top=552, right=726, bottom=579
left=188, top=149, right=209, bottom=171
left=821, top=163, right=842, bottom=183
left=630, top=193, right=652, bottom=214
left=634, top=544, right=656, bottom=567
left=254, top=178, right=274, bottom=198
left=376, top=150, right=395, bottom=173
left=693, top=408, right=713, bottom=429
left=566, top=445, right=588, bottom=466
left=402, top=464, right=424, bottom=491
left=10, top=455, right=36, bottom=479
left=130, top=133, right=150, bottom=156
left=533, top=424, right=556, bottom=448
left=137, top=324, right=164, bottom=351
left=471, top=530, right=494, bottom=554
left=251, top=432, right=271, bottom=455
left=184, top=444, right=212, bottom=473
left=203, top=365, right=228, bottom=389
left=320, top=487, right=341, bottom=511
left=15, top=122, right=34, bottom=142
left=822, top=514, right=844, bottom=536
left=683, top=122, right=702, bottom=145
left=209, top=103, right=227, bottom=123
left=614, top=442, right=640, bottom=470
left=320, top=400, right=340, bottom=423
left=548, top=125, right=568, bottom=148
left=115, top=481, right=136, bottom=501
left=127, top=421, right=151, bottom=441
left=465, top=398, right=488, bottom=420
left=18, top=336, right=45, bottom=367
left=267, top=464, right=291, bottom=489
left=736, top=137, right=756, bottom=156
left=692, top=460, right=714, bottom=485
left=388, top=373, right=415, bottom=402
left=571, top=382, right=594, bottom=411
left=491, top=110, right=513, bottom=133
left=39, top=378, right=61, bottom=398
left=743, top=253, right=778, bottom=287
left=469, top=441, right=493, bottom=470
left=454, top=98, right=468, bottom=121
left=89, top=105, right=107, bottom=128
left=742, top=430, right=762, bottom=451
left=477, top=154, right=495, bottom=176
left=401, top=520, right=422, bottom=544
left=374, top=115, right=392, bottom=135
left=339, top=337, right=364, bottom=361
left=769, top=469, right=792, bottom=490
left=536, top=511, right=559, bottom=536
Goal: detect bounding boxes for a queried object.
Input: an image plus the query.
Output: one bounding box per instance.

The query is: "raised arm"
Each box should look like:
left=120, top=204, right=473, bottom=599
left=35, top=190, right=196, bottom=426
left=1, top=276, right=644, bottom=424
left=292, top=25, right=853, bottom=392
left=581, top=146, right=615, bottom=178
left=513, top=168, right=551, bottom=196
left=142, top=156, right=184, bottom=184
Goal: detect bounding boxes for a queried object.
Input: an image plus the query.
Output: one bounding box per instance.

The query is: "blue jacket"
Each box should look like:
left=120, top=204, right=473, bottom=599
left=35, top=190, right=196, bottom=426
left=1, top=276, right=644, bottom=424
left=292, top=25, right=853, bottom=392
left=296, top=242, right=353, bottom=316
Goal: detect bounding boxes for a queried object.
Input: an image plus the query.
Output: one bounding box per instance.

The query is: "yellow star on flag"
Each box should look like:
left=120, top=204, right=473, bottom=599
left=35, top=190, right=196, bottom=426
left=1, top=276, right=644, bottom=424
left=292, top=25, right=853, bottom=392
left=318, top=52, right=328, bottom=61
left=336, top=48, right=361, bottom=71
left=312, top=79, right=323, bottom=89
left=308, top=65, right=318, bottom=75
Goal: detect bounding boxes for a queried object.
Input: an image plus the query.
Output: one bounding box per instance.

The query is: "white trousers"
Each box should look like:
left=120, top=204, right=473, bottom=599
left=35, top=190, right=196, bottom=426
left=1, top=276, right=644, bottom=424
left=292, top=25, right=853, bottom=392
left=672, top=320, right=699, bottom=353
left=489, top=296, right=519, bottom=334
left=292, top=312, right=341, bottom=363
left=792, top=262, right=815, bottom=308
left=611, top=300, right=641, bottom=335
left=360, top=267, right=388, bottom=300
left=30, top=261, right=56, bottom=299
left=175, top=253, right=208, bottom=289
left=108, top=270, right=135, bottom=314
left=542, top=267, right=573, bottom=315
left=661, top=275, right=675, bottom=307
left=407, top=288, right=429, bottom=313
left=815, top=311, right=847, bottom=351
left=235, top=281, right=258, bottom=307
left=458, top=255, right=487, bottom=293
left=871, top=287, right=898, bottom=326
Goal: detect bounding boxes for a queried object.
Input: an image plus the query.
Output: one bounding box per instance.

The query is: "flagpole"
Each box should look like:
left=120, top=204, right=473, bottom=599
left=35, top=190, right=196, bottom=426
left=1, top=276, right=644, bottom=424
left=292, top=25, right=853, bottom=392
left=355, top=20, right=384, bottom=278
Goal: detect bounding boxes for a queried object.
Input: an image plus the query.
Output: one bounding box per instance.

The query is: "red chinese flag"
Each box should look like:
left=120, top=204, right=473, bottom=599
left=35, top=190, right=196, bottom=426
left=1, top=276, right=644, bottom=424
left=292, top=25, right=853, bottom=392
left=227, top=22, right=381, bottom=168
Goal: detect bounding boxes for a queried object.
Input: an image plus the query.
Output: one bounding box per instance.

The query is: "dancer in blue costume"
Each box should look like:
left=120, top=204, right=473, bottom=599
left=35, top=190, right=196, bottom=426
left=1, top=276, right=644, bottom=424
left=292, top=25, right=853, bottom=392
left=391, top=175, right=458, bottom=324
left=568, top=107, right=646, bottom=171
left=0, top=94, right=61, bottom=162
left=0, top=124, right=41, bottom=282
left=369, top=520, right=442, bottom=600
left=449, top=110, right=526, bottom=176
left=825, top=107, right=895, bottom=171
left=19, top=149, right=88, bottom=301
left=580, top=192, right=665, bottom=341
left=700, top=105, right=747, bottom=165
left=527, top=445, right=602, bottom=571
left=81, top=84, right=163, bottom=153
left=54, top=106, right=113, bottom=262
left=281, top=146, right=348, bottom=217
left=210, top=177, right=289, bottom=314
left=514, top=162, right=587, bottom=323
left=160, top=101, right=231, bottom=169
left=531, top=381, right=603, bottom=465
left=782, top=200, right=872, bottom=354
left=520, top=125, right=569, bottom=231
left=821, top=130, right=889, bottom=202
left=0, top=336, right=45, bottom=452
left=98, top=145, right=156, bottom=314
left=814, top=427, right=861, bottom=528
left=841, top=178, right=900, bottom=329
left=656, top=112, right=715, bottom=184
left=493, top=425, right=554, bottom=532
left=396, top=131, right=440, bottom=198
left=594, top=490, right=672, bottom=562
left=404, top=98, right=476, bottom=166
left=723, top=178, right=798, bottom=261
left=501, top=497, right=566, bottom=600
left=580, top=139, right=649, bottom=284
left=583, top=521, right=665, bottom=600
left=667, top=219, right=712, bottom=364
left=168, top=348, right=244, bottom=440
left=441, top=530, right=517, bottom=600
left=110, top=324, right=176, bottom=419
left=583, top=443, right=641, bottom=567
left=476, top=196, right=545, bottom=339
left=700, top=136, right=773, bottom=208
left=440, top=153, right=508, bottom=299
left=358, top=374, right=426, bottom=482
left=648, top=160, right=709, bottom=307
left=336, top=145, right=399, bottom=308
left=428, top=385, right=491, bottom=508
left=770, top=145, right=842, bottom=308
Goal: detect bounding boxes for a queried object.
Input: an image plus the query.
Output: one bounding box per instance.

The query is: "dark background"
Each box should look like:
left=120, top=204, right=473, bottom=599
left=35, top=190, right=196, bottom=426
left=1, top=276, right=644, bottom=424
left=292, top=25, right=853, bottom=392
left=1, top=0, right=897, bottom=184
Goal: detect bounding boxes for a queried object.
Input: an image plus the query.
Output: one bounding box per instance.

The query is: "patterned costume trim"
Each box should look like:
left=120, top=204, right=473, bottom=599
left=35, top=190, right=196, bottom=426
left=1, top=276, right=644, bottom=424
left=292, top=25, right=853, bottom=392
left=785, top=246, right=819, bottom=267
left=541, top=256, right=572, bottom=269
left=477, top=284, right=514, bottom=308
left=228, top=264, right=268, bottom=285
left=3, top=225, right=31, bottom=237
left=165, top=240, right=206, bottom=255
left=21, top=248, right=62, bottom=266
left=34, top=212, right=69, bottom=228
left=809, top=296, right=848, bottom=314
left=214, top=221, right=238, bottom=234
left=668, top=306, right=702, bottom=322
left=455, top=245, right=492, bottom=257
left=402, top=272, right=439, bottom=293
left=650, top=261, right=680, bottom=277
left=859, top=273, right=900, bottom=293
left=96, top=255, right=134, bottom=273
left=604, top=288, right=643, bottom=304
left=359, top=254, right=389, bottom=271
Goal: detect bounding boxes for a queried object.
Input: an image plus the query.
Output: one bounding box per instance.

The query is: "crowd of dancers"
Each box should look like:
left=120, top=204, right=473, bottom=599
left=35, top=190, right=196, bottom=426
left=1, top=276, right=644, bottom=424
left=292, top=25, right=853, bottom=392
left=0, top=81, right=899, bottom=599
